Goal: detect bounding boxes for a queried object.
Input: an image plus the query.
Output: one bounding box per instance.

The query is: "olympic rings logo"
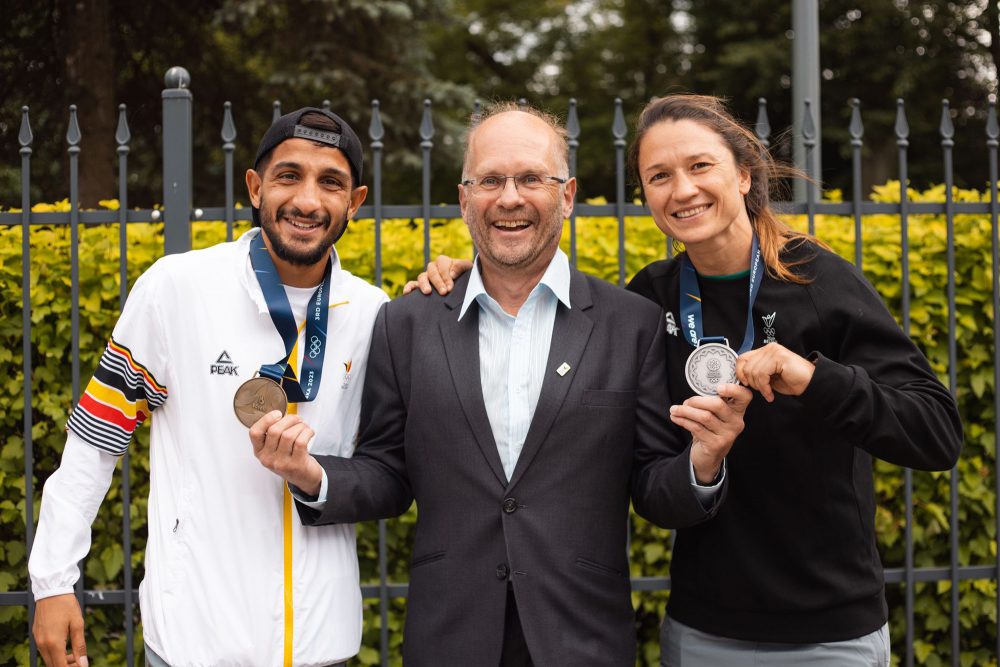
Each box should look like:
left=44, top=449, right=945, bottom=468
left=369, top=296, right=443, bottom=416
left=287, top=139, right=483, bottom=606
left=308, top=336, right=323, bottom=358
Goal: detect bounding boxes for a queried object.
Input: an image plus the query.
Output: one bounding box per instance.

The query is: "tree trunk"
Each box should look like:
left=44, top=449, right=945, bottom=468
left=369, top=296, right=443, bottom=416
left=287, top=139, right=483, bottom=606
left=988, top=1, right=1000, bottom=88
left=863, top=137, right=895, bottom=198
left=63, top=0, right=116, bottom=207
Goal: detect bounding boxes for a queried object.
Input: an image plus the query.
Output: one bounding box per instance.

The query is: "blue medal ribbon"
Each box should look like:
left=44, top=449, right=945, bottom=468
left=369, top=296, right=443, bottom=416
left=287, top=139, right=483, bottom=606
left=249, top=232, right=331, bottom=402
left=679, top=234, right=763, bottom=353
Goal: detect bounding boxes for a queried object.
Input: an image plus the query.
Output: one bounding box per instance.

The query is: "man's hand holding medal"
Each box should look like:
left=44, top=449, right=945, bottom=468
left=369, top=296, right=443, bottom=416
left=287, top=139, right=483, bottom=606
left=248, top=410, right=324, bottom=497
left=669, top=382, right=751, bottom=484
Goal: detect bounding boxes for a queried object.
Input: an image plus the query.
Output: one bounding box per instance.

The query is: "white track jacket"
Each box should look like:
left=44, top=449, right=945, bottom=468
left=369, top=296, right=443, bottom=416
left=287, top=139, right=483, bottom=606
left=29, top=229, right=387, bottom=666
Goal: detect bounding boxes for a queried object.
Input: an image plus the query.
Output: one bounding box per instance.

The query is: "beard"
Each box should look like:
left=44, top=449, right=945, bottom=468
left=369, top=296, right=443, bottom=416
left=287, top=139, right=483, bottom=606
left=258, top=200, right=348, bottom=267
left=465, top=203, right=564, bottom=269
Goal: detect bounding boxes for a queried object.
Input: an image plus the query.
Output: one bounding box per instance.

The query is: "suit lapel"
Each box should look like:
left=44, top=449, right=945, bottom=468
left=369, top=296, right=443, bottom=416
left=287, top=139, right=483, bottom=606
left=507, top=269, right=594, bottom=491
left=440, top=277, right=508, bottom=487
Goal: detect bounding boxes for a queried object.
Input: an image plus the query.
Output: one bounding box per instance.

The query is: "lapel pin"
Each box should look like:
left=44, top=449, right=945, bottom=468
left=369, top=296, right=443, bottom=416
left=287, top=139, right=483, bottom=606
left=556, top=362, right=571, bottom=376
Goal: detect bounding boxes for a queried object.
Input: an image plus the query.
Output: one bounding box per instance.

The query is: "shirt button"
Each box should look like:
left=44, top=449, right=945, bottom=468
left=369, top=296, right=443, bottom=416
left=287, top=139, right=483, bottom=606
left=496, top=563, right=509, bottom=580
left=502, top=498, right=518, bottom=514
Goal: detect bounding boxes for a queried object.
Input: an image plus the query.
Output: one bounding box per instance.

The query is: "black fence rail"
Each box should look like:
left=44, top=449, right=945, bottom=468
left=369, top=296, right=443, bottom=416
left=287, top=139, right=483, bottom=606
left=2, top=66, right=998, bottom=667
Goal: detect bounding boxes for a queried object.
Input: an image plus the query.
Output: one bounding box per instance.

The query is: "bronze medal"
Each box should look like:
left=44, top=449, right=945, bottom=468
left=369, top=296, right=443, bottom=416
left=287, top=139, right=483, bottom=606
left=233, top=376, right=288, bottom=428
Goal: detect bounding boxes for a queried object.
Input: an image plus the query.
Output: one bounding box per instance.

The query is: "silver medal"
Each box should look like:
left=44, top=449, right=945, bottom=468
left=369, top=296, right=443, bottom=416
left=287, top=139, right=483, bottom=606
left=684, top=342, right=738, bottom=397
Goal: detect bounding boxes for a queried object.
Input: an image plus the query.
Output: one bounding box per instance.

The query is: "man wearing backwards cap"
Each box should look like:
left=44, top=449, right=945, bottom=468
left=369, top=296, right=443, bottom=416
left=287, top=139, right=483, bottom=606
left=29, top=107, right=387, bottom=667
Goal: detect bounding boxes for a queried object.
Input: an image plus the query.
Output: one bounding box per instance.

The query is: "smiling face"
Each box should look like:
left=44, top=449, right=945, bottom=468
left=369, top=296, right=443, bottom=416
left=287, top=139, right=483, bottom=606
left=246, top=138, right=367, bottom=286
left=638, top=118, right=753, bottom=264
left=459, top=111, right=576, bottom=280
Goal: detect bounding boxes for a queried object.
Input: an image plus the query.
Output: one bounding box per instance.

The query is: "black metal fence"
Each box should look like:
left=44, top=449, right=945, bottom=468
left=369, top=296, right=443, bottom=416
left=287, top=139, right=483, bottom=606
left=2, top=66, right=998, bottom=667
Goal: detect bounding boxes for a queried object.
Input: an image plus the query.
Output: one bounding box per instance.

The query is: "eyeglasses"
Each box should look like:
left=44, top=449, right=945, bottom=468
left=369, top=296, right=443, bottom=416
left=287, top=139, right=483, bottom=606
left=460, top=173, right=568, bottom=194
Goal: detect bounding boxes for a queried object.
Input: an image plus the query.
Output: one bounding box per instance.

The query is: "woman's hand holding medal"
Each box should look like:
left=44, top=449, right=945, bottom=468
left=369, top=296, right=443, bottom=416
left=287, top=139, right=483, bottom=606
left=670, top=383, right=753, bottom=484
left=248, top=411, right=325, bottom=497
left=735, top=342, right=816, bottom=403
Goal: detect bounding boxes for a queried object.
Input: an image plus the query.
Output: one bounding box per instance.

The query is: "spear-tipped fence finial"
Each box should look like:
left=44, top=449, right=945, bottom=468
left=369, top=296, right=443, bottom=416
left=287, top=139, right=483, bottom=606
left=19, top=106, right=32, bottom=149
left=940, top=99, right=954, bottom=145
left=471, top=99, right=482, bottom=126
left=755, top=98, right=771, bottom=147
left=612, top=98, right=626, bottom=146
left=67, top=105, right=81, bottom=150
left=369, top=100, right=384, bottom=145
left=420, top=99, right=434, bottom=145
left=802, top=98, right=816, bottom=146
left=849, top=98, right=863, bottom=145
left=567, top=99, right=580, bottom=149
left=116, top=104, right=131, bottom=148
left=895, top=98, right=909, bottom=146
left=221, top=101, right=237, bottom=144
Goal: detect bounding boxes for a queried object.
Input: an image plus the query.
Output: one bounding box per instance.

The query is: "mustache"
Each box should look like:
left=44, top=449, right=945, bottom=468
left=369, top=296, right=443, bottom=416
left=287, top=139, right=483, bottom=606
left=276, top=206, right=330, bottom=226
left=486, top=207, right=537, bottom=224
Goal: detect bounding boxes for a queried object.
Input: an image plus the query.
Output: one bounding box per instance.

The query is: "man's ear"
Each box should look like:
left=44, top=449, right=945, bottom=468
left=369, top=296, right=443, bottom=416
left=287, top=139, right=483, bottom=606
left=458, top=183, right=469, bottom=218
left=246, top=168, right=263, bottom=207
left=347, top=185, right=368, bottom=219
left=561, top=176, right=577, bottom=219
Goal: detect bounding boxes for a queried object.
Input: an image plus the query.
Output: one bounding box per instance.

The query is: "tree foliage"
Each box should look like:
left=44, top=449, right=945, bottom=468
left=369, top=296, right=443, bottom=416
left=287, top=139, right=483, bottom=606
left=682, top=0, right=993, bottom=192
left=3, top=1, right=997, bottom=211
left=425, top=0, right=685, bottom=199
left=0, top=0, right=475, bottom=207
left=423, top=0, right=995, bottom=196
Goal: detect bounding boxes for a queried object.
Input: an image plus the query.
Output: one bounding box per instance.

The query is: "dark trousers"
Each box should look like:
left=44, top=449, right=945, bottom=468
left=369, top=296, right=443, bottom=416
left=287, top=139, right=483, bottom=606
left=499, top=583, right=534, bottom=667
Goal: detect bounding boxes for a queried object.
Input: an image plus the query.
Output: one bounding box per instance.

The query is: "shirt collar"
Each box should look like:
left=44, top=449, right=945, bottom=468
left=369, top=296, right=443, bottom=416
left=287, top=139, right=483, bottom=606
left=458, top=248, right=572, bottom=320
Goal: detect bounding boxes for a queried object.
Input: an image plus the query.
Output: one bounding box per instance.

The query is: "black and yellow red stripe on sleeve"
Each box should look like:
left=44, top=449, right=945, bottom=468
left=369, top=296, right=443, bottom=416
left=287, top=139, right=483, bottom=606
left=66, top=337, right=168, bottom=456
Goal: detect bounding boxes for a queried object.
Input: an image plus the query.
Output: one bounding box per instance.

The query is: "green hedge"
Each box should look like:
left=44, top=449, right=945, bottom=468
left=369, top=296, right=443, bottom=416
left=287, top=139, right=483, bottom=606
left=0, top=184, right=996, bottom=666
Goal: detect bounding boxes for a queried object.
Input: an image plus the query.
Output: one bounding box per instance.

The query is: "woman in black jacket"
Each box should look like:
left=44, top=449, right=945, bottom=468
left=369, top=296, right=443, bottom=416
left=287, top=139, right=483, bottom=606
left=625, top=94, right=960, bottom=666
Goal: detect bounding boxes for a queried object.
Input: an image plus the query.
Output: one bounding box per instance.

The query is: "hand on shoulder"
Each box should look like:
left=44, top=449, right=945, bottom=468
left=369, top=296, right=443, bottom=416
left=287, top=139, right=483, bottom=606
left=402, top=255, right=474, bottom=296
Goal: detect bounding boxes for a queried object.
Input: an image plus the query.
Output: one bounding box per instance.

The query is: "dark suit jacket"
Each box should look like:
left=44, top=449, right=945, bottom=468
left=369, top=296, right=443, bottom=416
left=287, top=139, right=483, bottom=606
left=298, top=267, right=724, bottom=666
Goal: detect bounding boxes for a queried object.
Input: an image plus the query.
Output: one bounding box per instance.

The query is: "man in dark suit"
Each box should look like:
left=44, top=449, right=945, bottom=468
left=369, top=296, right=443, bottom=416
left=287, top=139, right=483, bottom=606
left=249, top=102, right=751, bottom=666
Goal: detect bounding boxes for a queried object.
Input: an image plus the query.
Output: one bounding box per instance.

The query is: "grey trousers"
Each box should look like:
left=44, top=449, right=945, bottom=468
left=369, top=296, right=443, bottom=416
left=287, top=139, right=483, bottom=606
left=660, top=616, right=890, bottom=667
left=145, top=644, right=348, bottom=667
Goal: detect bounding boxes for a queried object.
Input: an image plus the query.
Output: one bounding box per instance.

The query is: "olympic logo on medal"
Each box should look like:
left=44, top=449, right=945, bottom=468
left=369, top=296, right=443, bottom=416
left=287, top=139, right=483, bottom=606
left=308, top=335, right=323, bottom=359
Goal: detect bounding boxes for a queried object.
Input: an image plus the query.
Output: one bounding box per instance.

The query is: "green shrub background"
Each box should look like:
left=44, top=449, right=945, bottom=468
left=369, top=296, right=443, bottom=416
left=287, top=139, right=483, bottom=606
left=1, top=183, right=998, bottom=666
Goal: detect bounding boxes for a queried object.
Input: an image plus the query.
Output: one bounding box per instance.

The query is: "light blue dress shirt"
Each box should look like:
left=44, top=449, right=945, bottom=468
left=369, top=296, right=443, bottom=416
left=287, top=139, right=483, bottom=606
left=458, top=249, right=572, bottom=480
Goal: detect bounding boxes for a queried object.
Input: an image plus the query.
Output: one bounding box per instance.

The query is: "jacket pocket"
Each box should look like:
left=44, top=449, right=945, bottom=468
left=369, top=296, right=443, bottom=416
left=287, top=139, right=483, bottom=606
left=165, top=513, right=187, bottom=593
left=411, top=550, right=446, bottom=569
left=575, top=556, right=623, bottom=578
left=581, top=389, right=636, bottom=409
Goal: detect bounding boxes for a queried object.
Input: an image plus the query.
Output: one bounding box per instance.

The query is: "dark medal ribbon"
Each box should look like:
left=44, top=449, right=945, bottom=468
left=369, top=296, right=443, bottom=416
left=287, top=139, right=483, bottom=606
left=249, top=232, right=331, bottom=402
left=679, top=233, right=763, bottom=353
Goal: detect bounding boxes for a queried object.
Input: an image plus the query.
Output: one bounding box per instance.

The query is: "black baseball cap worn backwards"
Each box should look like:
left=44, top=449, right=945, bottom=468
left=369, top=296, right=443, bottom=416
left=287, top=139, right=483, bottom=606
left=251, top=107, right=364, bottom=227
left=254, top=107, right=364, bottom=185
